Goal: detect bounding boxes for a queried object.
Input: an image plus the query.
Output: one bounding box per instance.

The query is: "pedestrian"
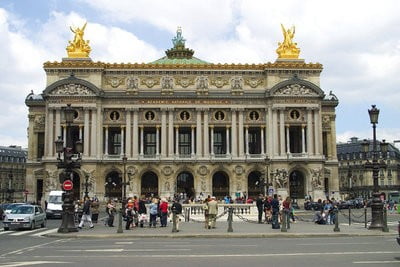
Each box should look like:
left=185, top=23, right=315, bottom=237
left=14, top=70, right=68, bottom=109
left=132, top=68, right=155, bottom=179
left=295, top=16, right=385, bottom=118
left=138, top=196, right=147, bottom=228
left=159, top=198, right=169, bottom=227
left=256, top=194, right=264, bottom=223
left=78, top=197, right=94, bottom=229
left=149, top=198, right=158, bottom=228
left=91, top=198, right=99, bottom=223
left=264, top=196, right=272, bottom=224
left=106, top=199, right=116, bottom=227
left=125, top=206, right=134, bottom=230
left=207, top=196, right=218, bottom=229
left=203, top=196, right=210, bottom=229
left=271, top=194, right=280, bottom=229
left=171, top=198, right=183, bottom=231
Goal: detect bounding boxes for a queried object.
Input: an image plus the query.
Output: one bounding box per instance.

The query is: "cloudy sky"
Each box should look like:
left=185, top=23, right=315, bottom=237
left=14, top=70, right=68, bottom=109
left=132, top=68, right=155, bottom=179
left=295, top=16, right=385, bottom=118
left=0, top=0, right=399, bottom=148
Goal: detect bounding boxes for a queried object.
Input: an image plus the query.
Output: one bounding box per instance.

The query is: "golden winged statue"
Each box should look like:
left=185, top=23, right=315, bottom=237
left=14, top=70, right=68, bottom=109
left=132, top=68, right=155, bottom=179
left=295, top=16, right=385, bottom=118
left=276, top=24, right=300, bottom=59
left=66, top=22, right=91, bottom=58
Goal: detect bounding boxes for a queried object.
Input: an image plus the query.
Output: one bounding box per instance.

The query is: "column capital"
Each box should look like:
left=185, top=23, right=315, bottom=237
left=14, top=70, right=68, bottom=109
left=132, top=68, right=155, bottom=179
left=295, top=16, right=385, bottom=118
left=104, top=125, right=109, bottom=129
left=196, top=107, right=209, bottom=111
left=83, top=107, right=91, bottom=111
left=226, top=125, right=231, bottom=129
left=167, top=107, right=175, bottom=112
left=79, top=125, right=83, bottom=129
left=121, top=125, right=126, bottom=129
left=175, top=125, right=179, bottom=129
left=139, top=125, right=144, bottom=129
left=156, top=125, right=161, bottom=129
left=191, top=125, right=196, bottom=129
left=209, top=125, right=214, bottom=129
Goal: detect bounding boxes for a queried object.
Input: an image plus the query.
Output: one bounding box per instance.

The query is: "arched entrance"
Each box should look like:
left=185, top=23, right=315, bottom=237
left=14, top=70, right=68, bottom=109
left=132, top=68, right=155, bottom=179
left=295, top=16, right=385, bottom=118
left=248, top=171, right=263, bottom=199
left=105, top=171, right=122, bottom=200
left=212, top=171, right=229, bottom=200
left=289, top=170, right=305, bottom=201
left=141, top=171, right=158, bottom=197
left=176, top=172, right=195, bottom=198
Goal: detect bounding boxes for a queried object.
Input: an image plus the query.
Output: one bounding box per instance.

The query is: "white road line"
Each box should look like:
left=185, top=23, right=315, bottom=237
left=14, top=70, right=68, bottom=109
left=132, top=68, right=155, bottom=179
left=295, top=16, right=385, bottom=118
left=0, top=261, right=70, bottom=267
left=354, top=260, right=400, bottom=264
left=297, top=242, right=374, bottom=246
left=114, top=242, right=133, bottom=245
left=62, top=248, right=191, bottom=252
left=31, top=228, right=58, bottom=237
left=9, top=229, right=44, bottom=236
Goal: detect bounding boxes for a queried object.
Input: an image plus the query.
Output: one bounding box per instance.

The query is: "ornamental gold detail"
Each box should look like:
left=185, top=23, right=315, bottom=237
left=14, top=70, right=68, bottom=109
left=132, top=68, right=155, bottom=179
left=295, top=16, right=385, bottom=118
left=106, top=76, right=125, bottom=88
left=276, top=24, right=300, bottom=59
left=141, top=77, right=160, bottom=88
left=66, top=22, right=91, bottom=58
left=176, top=76, right=194, bottom=88
left=211, top=77, right=228, bottom=88
left=245, top=78, right=264, bottom=88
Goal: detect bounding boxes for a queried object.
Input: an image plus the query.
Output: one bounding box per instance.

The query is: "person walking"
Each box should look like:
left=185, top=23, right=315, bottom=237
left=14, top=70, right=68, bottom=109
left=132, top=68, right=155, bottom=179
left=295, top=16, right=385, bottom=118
left=171, top=198, right=183, bottom=231
left=106, top=199, right=116, bottom=227
left=125, top=205, right=134, bottom=230
left=138, top=196, right=147, bottom=228
left=91, top=198, right=99, bottom=223
left=271, top=194, right=280, bottom=229
left=207, top=196, right=218, bottom=229
left=149, top=198, right=158, bottom=228
left=78, top=197, right=94, bottom=229
left=203, top=196, right=210, bottom=229
left=256, top=194, right=264, bottom=223
left=159, top=198, right=169, bottom=227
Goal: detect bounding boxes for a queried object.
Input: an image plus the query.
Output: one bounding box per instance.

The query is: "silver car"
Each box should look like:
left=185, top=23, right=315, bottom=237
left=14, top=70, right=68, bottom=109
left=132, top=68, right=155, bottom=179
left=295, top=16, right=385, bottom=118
left=3, top=205, right=46, bottom=230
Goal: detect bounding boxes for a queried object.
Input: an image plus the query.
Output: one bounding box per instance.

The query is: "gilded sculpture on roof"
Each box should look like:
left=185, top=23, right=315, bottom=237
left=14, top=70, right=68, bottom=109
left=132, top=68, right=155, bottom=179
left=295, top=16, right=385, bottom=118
left=276, top=24, right=300, bottom=59
left=66, top=22, right=91, bottom=58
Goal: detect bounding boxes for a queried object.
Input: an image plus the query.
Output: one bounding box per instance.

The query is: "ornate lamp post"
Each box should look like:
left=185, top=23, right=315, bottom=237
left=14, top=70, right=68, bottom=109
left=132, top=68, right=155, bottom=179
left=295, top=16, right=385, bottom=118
left=84, top=174, right=92, bottom=199
left=361, top=105, right=387, bottom=230
left=55, top=104, right=83, bottom=233
left=7, top=171, right=14, bottom=202
left=122, top=155, right=128, bottom=202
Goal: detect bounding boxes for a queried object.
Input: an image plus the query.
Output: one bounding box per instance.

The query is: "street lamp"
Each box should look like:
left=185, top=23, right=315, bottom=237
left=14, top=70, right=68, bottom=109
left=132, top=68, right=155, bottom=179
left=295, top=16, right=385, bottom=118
left=84, top=174, right=92, bottom=199
left=362, top=105, right=387, bottom=230
left=55, top=104, right=83, bottom=233
left=122, top=154, right=127, bottom=202
left=7, top=171, right=14, bottom=202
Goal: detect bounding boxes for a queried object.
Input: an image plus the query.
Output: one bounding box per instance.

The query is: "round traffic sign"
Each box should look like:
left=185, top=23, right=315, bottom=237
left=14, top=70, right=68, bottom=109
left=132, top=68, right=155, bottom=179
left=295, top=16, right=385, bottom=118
left=63, top=180, right=73, bottom=191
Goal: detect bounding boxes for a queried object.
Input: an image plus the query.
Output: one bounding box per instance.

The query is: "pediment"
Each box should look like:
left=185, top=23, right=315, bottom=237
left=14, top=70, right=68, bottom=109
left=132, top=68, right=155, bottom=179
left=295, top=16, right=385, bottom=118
left=43, top=74, right=103, bottom=97
left=269, top=76, right=325, bottom=98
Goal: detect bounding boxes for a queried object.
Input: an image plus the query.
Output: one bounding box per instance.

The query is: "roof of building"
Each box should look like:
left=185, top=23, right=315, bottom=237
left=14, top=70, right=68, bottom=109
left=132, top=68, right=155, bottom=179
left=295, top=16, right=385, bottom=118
left=337, top=137, right=400, bottom=160
left=0, top=146, right=27, bottom=158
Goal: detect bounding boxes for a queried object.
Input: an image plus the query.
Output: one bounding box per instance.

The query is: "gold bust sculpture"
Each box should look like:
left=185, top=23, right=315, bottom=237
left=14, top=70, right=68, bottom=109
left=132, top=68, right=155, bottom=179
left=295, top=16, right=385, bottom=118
left=276, top=24, right=300, bottom=59
left=66, top=22, right=91, bottom=58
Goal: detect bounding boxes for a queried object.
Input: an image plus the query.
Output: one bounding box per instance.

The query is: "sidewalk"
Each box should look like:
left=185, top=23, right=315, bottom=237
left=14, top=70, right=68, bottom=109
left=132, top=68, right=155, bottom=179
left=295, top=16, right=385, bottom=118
left=46, top=218, right=396, bottom=239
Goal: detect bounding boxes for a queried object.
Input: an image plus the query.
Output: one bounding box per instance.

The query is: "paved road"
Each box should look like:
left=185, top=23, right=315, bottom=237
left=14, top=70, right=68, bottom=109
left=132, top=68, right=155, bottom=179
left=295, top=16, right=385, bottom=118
left=0, top=236, right=399, bottom=267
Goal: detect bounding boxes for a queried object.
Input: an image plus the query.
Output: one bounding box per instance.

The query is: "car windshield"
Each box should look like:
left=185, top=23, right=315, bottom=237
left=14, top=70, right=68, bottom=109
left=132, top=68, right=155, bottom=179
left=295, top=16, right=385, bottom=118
left=48, top=195, right=62, bottom=204
left=6, top=204, right=23, bottom=210
left=11, top=206, right=34, bottom=214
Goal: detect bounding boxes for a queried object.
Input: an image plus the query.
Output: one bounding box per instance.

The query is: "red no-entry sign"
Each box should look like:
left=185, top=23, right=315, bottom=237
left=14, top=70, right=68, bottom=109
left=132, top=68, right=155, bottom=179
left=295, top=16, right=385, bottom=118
left=63, top=180, right=73, bottom=191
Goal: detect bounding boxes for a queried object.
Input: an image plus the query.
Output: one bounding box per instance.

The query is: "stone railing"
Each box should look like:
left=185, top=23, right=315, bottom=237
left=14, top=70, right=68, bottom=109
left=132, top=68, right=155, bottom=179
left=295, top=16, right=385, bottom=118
left=181, top=203, right=256, bottom=221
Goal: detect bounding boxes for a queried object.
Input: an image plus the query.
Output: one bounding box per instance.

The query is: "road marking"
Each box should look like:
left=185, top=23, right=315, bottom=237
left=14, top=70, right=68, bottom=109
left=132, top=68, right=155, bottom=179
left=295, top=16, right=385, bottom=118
left=114, top=242, right=133, bottom=245
left=354, top=260, right=400, bottom=264
left=62, top=248, right=191, bottom=252
left=9, top=228, right=44, bottom=236
left=0, top=261, right=70, bottom=266
left=297, top=242, right=374, bottom=246
left=30, top=228, right=58, bottom=237
left=0, top=239, right=67, bottom=257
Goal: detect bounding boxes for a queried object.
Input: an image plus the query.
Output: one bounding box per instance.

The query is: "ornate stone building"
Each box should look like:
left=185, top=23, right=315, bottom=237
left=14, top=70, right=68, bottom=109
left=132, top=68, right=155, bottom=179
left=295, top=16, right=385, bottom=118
left=25, top=25, right=339, bottom=203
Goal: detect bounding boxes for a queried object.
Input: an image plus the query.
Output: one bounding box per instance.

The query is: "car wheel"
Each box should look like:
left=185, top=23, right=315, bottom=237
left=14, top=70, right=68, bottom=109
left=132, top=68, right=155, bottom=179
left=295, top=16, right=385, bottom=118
left=30, top=221, right=35, bottom=230
left=41, top=219, right=46, bottom=228
left=4, top=227, right=9, bottom=231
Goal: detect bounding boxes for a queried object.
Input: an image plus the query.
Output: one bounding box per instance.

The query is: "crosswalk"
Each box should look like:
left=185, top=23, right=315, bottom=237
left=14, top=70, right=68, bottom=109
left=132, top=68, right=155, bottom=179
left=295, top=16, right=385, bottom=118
left=0, top=228, right=58, bottom=237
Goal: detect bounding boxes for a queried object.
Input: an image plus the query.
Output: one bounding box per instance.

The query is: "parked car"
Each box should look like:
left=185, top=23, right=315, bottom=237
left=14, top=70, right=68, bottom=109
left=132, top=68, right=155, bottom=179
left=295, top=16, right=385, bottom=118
left=3, top=204, right=46, bottom=231
left=304, top=201, right=321, bottom=211
left=0, top=203, right=10, bottom=220
left=3, top=203, right=25, bottom=218
left=397, top=220, right=400, bottom=246
left=337, top=200, right=351, bottom=209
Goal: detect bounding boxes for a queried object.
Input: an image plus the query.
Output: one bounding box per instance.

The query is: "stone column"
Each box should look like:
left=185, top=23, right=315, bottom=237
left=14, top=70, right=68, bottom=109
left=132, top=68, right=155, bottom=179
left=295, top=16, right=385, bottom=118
left=79, top=125, right=83, bottom=140
left=156, top=126, right=160, bottom=156
left=196, top=109, right=202, bottom=157
left=90, top=109, right=97, bottom=157
left=238, top=109, right=244, bottom=157
left=261, top=126, right=265, bottom=155
left=191, top=125, right=195, bottom=157
left=161, top=109, right=167, bottom=157
left=47, top=108, right=54, bottom=157
left=279, top=108, right=285, bottom=156
left=132, top=108, right=139, bottom=158
left=175, top=126, right=179, bottom=156
left=55, top=108, right=61, bottom=142
left=245, top=126, right=249, bottom=156
left=267, top=107, right=273, bottom=157
left=307, top=108, right=314, bottom=156
left=226, top=126, right=230, bottom=155
left=139, top=126, right=144, bottom=156
left=210, top=125, right=214, bottom=156
left=104, top=126, right=109, bottom=155
left=168, top=109, right=174, bottom=157
left=63, top=125, right=67, bottom=147
left=97, top=107, right=103, bottom=159
left=286, top=125, right=290, bottom=153
left=125, top=109, right=132, bottom=157
left=330, top=115, right=337, bottom=158
left=231, top=109, right=237, bottom=157
left=203, top=110, right=209, bottom=157
left=27, top=115, right=35, bottom=161
left=84, top=108, right=90, bottom=157
left=301, top=125, right=306, bottom=154
left=272, top=108, right=279, bottom=156
left=314, top=108, right=320, bottom=155
left=120, top=126, right=125, bottom=155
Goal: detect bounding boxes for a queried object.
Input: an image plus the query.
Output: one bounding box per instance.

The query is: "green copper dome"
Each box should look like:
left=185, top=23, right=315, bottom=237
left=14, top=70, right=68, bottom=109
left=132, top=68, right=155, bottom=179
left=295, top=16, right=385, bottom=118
left=150, top=27, right=209, bottom=65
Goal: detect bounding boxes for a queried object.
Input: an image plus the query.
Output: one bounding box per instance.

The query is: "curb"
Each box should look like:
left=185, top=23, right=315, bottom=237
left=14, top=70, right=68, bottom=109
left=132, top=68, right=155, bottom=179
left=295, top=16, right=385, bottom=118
left=45, top=232, right=393, bottom=239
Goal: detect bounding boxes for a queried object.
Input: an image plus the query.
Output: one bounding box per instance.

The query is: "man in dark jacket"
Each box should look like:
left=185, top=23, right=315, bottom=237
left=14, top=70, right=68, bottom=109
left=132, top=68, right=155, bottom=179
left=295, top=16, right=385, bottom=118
left=171, top=199, right=183, bottom=231
left=256, top=194, right=264, bottom=223
left=271, top=194, right=280, bottom=229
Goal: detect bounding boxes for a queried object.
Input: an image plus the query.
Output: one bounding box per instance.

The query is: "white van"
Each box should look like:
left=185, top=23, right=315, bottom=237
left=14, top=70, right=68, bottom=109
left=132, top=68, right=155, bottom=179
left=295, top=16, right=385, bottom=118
left=46, top=191, right=63, bottom=218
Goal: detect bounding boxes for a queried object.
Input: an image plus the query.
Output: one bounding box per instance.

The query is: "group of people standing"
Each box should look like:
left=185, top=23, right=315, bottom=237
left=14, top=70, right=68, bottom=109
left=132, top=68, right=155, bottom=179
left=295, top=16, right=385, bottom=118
left=256, top=194, right=296, bottom=229
left=202, top=196, right=218, bottom=229
left=76, top=196, right=100, bottom=229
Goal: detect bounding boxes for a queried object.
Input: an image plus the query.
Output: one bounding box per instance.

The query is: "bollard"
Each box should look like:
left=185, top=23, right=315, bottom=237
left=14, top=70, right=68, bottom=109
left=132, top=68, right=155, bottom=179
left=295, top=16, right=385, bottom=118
left=333, top=208, right=340, bottom=232
left=227, top=207, right=233, bottom=232
left=281, top=211, right=287, bottom=232
left=364, top=207, right=367, bottom=228
left=172, top=209, right=178, bottom=233
left=117, top=208, right=123, bottom=234
left=286, top=210, right=290, bottom=230
left=382, top=208, right=389, bottom=232
left=348, top=206, right=351, bottom=226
